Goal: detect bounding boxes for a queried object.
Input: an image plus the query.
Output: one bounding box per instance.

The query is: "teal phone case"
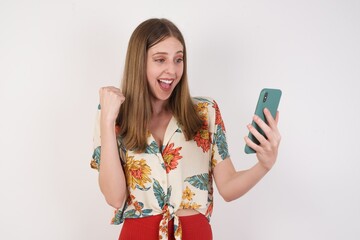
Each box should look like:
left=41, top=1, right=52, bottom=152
left=245, top=88, right=282, bottom=154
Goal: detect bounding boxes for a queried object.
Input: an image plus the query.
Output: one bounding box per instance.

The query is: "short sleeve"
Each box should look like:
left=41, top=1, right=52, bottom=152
left=90, top=104, right=101, bottom=171
left=211, top=100, right=230, bottom=169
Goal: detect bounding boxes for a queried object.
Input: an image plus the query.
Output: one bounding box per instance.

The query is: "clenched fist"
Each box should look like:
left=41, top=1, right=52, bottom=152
left=99, top=86, right=125, bottom=124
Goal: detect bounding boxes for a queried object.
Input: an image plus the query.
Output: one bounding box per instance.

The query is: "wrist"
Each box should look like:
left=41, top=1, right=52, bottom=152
left=256, top=162, right=271, bottom=174
left=100, top=115, right=116, bottom=126
left=100, top=117, right=116, bottom=133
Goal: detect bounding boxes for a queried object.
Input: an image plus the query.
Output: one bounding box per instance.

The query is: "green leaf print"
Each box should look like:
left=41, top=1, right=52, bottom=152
left=142, top=209, right=152, bottom=215
left=185, top=173, right=209, bottom=191
left=193, top=97, right=213, bottom=104
left=135, top=185, right=151, bottom=191
left=112, top=209, right=124, bottom=224
left=153, top=179, right=172, bottom=209
left=92, top=146, right=101, bottom=167
left=145, top=141, right=161, bottom=154
left=123, top=209, right=137, bottom=218
left=214, top=125, right=229, bottom=160
left=153, top=179, right=166, bottom=209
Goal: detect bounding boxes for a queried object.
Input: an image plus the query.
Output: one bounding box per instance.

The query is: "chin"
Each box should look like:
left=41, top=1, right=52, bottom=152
left=157, top=95, right=172, bottom=101
left=154, top=89, right=174, bottom=100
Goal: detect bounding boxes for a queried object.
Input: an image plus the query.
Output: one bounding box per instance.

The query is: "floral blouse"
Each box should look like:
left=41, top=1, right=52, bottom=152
left=90, top=97, right=230, bottom=239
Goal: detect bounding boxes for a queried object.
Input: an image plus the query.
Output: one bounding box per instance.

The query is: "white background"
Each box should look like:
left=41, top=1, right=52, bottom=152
left=1, top=0, right=359, bottom=239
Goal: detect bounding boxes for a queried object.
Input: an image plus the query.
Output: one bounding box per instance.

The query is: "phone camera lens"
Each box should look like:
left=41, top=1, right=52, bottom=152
left=263, top=92, right=268, bottom=102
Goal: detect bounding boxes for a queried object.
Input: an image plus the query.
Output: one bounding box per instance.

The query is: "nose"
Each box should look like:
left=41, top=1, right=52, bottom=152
left=165, top=62, right=176, bottom=75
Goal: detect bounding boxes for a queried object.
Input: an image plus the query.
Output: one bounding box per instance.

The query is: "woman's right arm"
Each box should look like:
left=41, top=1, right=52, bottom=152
left=98, top=87, right=127, bottom=209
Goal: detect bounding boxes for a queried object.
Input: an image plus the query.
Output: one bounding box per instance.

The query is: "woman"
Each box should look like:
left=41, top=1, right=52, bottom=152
left=91, top=18, right=281, bottom=240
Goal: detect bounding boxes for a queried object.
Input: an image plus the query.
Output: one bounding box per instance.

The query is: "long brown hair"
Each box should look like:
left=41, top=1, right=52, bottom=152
left=117, top=18, right=202, bottom=152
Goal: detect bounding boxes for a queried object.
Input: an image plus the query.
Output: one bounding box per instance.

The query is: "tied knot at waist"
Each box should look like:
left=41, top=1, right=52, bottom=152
left=159, top=205, right=182, bottom=239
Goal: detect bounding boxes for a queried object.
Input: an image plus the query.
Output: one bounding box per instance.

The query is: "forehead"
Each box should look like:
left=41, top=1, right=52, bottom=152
left=148, top=37, right=184, bottom=53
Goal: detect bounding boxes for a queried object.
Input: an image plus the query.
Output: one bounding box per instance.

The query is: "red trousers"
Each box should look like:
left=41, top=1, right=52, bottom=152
left=118, top=213, right=212, bottom=240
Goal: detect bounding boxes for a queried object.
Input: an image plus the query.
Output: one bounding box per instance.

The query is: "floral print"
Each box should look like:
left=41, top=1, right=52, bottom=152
left=213, top=101, right=225, bottom=131
left=90, top=146, right=101, bottom=170
left=162, top=143, right=183, bottom=173
left=125, top=155, right=152, bottom=190
left=193, top=126, right=211, bottom=153
left=91, top=97, right=229, bottom=239
left=182, top=186, right=195, bottom=201
left=111, top=194, right=153, bottom=224
left=185, top=174, right=209, bottom=191
left=180, top=186, right=202, bottom=210
left=194, top=101, right=212, bottom=152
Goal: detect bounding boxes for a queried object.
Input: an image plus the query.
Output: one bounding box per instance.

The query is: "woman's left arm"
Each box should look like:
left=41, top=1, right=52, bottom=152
left=213, top=108, right=281, bottom=202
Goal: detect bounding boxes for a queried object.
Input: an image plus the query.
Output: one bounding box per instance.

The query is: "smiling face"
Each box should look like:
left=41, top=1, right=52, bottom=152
left=146, top=36, right=184, bottom=104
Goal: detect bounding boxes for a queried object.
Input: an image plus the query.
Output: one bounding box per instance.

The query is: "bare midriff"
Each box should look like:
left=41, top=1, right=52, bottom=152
left=175, top=209, right=199, bottom=216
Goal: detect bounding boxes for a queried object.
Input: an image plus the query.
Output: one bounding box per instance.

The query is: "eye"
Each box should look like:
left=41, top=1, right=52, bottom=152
left=175, top=58, right=183, bottom=63
left=155, top=58, right=165, bottom=63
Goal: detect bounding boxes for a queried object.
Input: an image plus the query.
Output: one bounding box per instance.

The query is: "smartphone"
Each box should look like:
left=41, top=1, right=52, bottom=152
left=245, top=88, right=282, bottom=154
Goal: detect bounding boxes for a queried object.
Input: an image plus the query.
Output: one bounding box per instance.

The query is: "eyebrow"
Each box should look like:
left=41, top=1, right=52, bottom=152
left=152, top=51, right=184, bottom=56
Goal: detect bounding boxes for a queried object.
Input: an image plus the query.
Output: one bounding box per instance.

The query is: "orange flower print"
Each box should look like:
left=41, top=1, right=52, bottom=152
left=182, top=186, right=195, bottom=201
left=205, top=202, right=213, bottom=218
left=160, top=224, right=168, bottom=235
left=125, top=156, right=152, bottom=190
left=211, top=148, right=217, bottom=169
left=91, top=146, right=101, bottom=170
left=180, top=201, right=201, bottom=210
left=190, top=202, right=201, bottom=209
left=126, top=194, right=136, bottom=205
left=213, top=101, right=225, bottom=131
left=162, top=143, right=182, bottom=173
left=175, top=222, right=182, bottom=238
left=196, top=102, right=209, bottom=122
left=180, top=202, right=190, bottom=209
left=194, top=101, right=212, bottom=152
left=134, top=201, right=142, bottom=212
left=194, top=126, right=211, bottom=152
left=159, top=206, right=171, bottom=238
left=90, top=159, right=98, bottom=170
left=180, top=186, right=201, bottom=210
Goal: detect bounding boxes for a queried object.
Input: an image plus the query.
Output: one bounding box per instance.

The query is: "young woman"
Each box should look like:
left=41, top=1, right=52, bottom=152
left=91, top=18, right=281, bottom=240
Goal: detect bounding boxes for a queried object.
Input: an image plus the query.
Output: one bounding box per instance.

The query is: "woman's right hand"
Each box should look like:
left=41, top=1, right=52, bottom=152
left=98, top=87, right=127, bottom=209
left=99, top=86, right=125, bottom=124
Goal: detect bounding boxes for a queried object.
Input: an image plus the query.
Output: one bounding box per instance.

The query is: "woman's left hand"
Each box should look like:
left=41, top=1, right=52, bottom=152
left=244, top=108, right=281, bottom=171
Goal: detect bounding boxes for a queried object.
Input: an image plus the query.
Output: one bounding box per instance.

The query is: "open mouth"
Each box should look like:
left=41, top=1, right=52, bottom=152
left=158, top=79, right=174, bottom=90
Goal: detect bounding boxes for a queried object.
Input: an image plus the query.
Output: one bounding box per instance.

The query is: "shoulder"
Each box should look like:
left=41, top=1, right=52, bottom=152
left=192, top=96, right=217, bottom=106
left=192, top=96, right=221, bottom=112
left=192, top=96, right=221, bottom=123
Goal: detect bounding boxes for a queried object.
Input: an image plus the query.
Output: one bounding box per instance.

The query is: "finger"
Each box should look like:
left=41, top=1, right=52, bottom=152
left=99, top=87, right=123, bottom=98
left=247, top=123, right=267, bottom=145
left=253, top=114, right=279, bottom=143
left=263, top=109, right=281, bottom=140
left=99, top=86, right=120, bottom=93
left=110, top=88, right=126, bottom=102
left=244, top=135, right=261, bottom=153
left=275, top=111, right=280, bottom=124
left=253, top=114, right=271, bottom=136
left=262, top=111, right=282, bottom=150
left=263, top=108, right=276, bottom=129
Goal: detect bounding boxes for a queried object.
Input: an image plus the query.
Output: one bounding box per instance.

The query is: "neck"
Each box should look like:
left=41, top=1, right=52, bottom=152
left=151, top=98, right=171, bottom=116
